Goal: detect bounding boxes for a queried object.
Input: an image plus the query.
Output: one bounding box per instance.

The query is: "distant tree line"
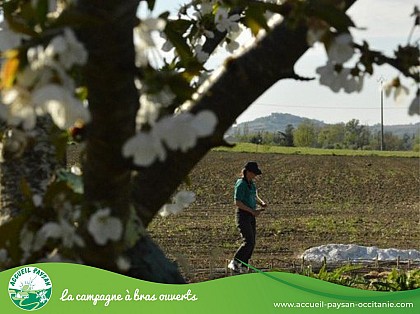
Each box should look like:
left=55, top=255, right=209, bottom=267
left=234, top=119, right=419, bottom=151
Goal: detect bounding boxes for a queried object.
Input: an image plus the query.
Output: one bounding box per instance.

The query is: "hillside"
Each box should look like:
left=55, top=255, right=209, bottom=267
left=228, top=113, right=419, bottom=137
left=229, top=113, right=325, bottom=135
left=369, top=123, right=420, bottom=138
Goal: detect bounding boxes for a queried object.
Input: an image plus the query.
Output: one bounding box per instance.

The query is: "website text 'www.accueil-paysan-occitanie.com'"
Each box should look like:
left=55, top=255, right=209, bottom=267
left=273, top=301, right=414, bottom=310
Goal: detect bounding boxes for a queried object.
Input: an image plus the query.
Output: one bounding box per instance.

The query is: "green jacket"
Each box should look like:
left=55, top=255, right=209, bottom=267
left=234, top=178, right=257, bottom=210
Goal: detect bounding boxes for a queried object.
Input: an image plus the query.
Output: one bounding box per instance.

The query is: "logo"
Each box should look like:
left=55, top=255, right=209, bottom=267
left=8, top=266, right=52, bottom=311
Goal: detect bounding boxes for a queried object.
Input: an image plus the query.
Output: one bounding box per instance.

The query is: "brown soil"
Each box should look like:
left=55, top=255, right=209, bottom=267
left=148, top=151, right=420, bottom=282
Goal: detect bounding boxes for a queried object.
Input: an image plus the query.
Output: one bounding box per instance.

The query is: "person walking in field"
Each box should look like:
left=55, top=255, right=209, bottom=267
left=228, top=161, right=267, bottom=273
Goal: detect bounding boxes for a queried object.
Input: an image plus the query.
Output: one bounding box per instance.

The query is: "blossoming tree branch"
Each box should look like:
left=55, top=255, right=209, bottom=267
left=0, top=0, right=418, bottom=282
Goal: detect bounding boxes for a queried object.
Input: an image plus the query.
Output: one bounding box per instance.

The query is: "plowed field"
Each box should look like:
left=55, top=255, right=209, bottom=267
left=148, top=151, right=420, bottom=282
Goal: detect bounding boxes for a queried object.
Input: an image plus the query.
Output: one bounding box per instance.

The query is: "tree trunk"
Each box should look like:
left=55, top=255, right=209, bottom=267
left=0, top=117, right=62, bottom=224
left=76, top=1, right=139, bottom=213
left=74, top=0, right=185, bottom=282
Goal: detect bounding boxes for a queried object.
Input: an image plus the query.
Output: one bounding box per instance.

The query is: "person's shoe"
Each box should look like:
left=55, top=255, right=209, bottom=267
left=239, top=266, right=249, bottom=274
left=228, top=260, right=241, bottom=273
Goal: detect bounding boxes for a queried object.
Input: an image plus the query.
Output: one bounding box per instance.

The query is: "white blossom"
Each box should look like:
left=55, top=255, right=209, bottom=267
left=159, top=191, right=196, bottom=217
left=316, top=63, right=344, bottom=92
left=159, top=203, right=183, bottom=217
left=27, top=45, right=50, bottom=70
left=20, top=226, right=35, bottom=260
left=224, top=27, right=242, bottom=53
left=195, top=44, right=209, bottom=63
left=343, top=72, right=364, bottom=93
left=316, top=63, right=363, bottom=93
left=70, top=165, right=82, bottom=175
left=26, top=45, right=65, bottom=81
left=215, top=8, right=241, bottom=33
left=1, top=87, right=37, bottom=130
left=262, top=0, right=285, bottom=27
left=16, top=67, right=45, bottom=89
left=134, top=18, right=166, bottom=66
left=174, top=191, right=196, bottom=207
left=124, top=110, right=217, bottom=166
left=36, top=219, right=85, bottom=249
left=0, top=21, right=28, bottom=51
left=116, top=256, right=131, bottom=272
left=2, top=29, right=89, bottom=131
left=190, top=110, right=218, bottom=136
left=204, top=30, right=215, bottom=39
left=327, top=33, right=354, bottom=64
left=134, top=18, right=166, bottom=49
left=409, top=65, right=419, bottom=77
left=149, top=87, right=176, bottom=108
left=87, top=208, right=123, bottom=246
left=225, top=39, right=240, bottom=53
left=155, top=113, right=198, bottom=152
left=200, top=1, right=215, bottom=15
left=32, top=194, right=43, bottom=207
left=27, top=28, right=87, bottom=71
left=0, top=248, right=8, bottom=263
left=45, top=28, right=88, bottom=69
left=136, top=95, right=160, bottom=126
left=122, top=132, right=166, bottom=166
left=32, top=84, right=91, bottom=129
left=135, top=83, right=176, bottom=119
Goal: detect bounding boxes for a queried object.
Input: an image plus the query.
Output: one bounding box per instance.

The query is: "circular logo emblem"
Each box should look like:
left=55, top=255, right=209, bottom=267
left=8, top=266, right=52, bottom=311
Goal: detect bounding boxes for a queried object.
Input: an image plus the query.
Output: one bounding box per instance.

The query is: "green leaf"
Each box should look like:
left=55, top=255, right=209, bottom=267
left=35, top=0, right=49, bottom=28
left=146, top=0, right=156, bottom=11
left=56, top=169, right=84, bottom=194
left=164, top=21, right=193, bottom=62
left=166, top=19, right=192, bottom=35
left=124, top=206, right=145, bottom=248
left=0, top=212, right=29, bottom=263
left=308, top=2, right=354, bottom=32
left=4, top=13, right=38, bottom=37
left=159, top=11, right=170, bottom=20
left=49, top=125, right=69, bottom=164
left=244, top=5, right=270, bottom=36
left=168, top=73, right=197, bottom=102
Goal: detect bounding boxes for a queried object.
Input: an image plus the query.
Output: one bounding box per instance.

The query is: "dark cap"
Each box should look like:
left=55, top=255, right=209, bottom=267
left=244, top=161, right=262, bottom=175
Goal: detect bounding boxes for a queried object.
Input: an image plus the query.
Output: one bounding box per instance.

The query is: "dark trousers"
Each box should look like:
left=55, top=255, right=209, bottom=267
left=233, top=210, right=256, bottom=265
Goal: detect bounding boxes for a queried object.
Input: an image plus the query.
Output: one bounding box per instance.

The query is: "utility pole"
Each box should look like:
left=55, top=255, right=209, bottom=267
left=378, top=76, right=385, bottom=151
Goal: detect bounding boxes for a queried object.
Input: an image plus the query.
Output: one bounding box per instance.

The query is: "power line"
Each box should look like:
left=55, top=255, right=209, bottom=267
left=251, top=103, right=408, bottom=110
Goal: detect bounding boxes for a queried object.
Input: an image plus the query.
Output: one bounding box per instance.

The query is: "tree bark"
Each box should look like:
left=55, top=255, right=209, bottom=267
left=75, top=0, right=139, bottom=213
left=0, top=117, right=62, bottom=224
left=127, top=234, right=186, bottom=283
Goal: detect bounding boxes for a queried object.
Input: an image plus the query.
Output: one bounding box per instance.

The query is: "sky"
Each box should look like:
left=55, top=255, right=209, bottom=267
left=150, top=0, right=420, bottom=126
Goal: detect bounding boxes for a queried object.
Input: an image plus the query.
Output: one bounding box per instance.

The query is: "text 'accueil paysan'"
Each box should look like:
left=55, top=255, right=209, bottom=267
left=8, top=266, right=53, bottom=311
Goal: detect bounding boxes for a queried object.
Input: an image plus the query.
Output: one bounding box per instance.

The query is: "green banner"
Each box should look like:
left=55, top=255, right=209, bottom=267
left=1, top=263, right=419, bottom=313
